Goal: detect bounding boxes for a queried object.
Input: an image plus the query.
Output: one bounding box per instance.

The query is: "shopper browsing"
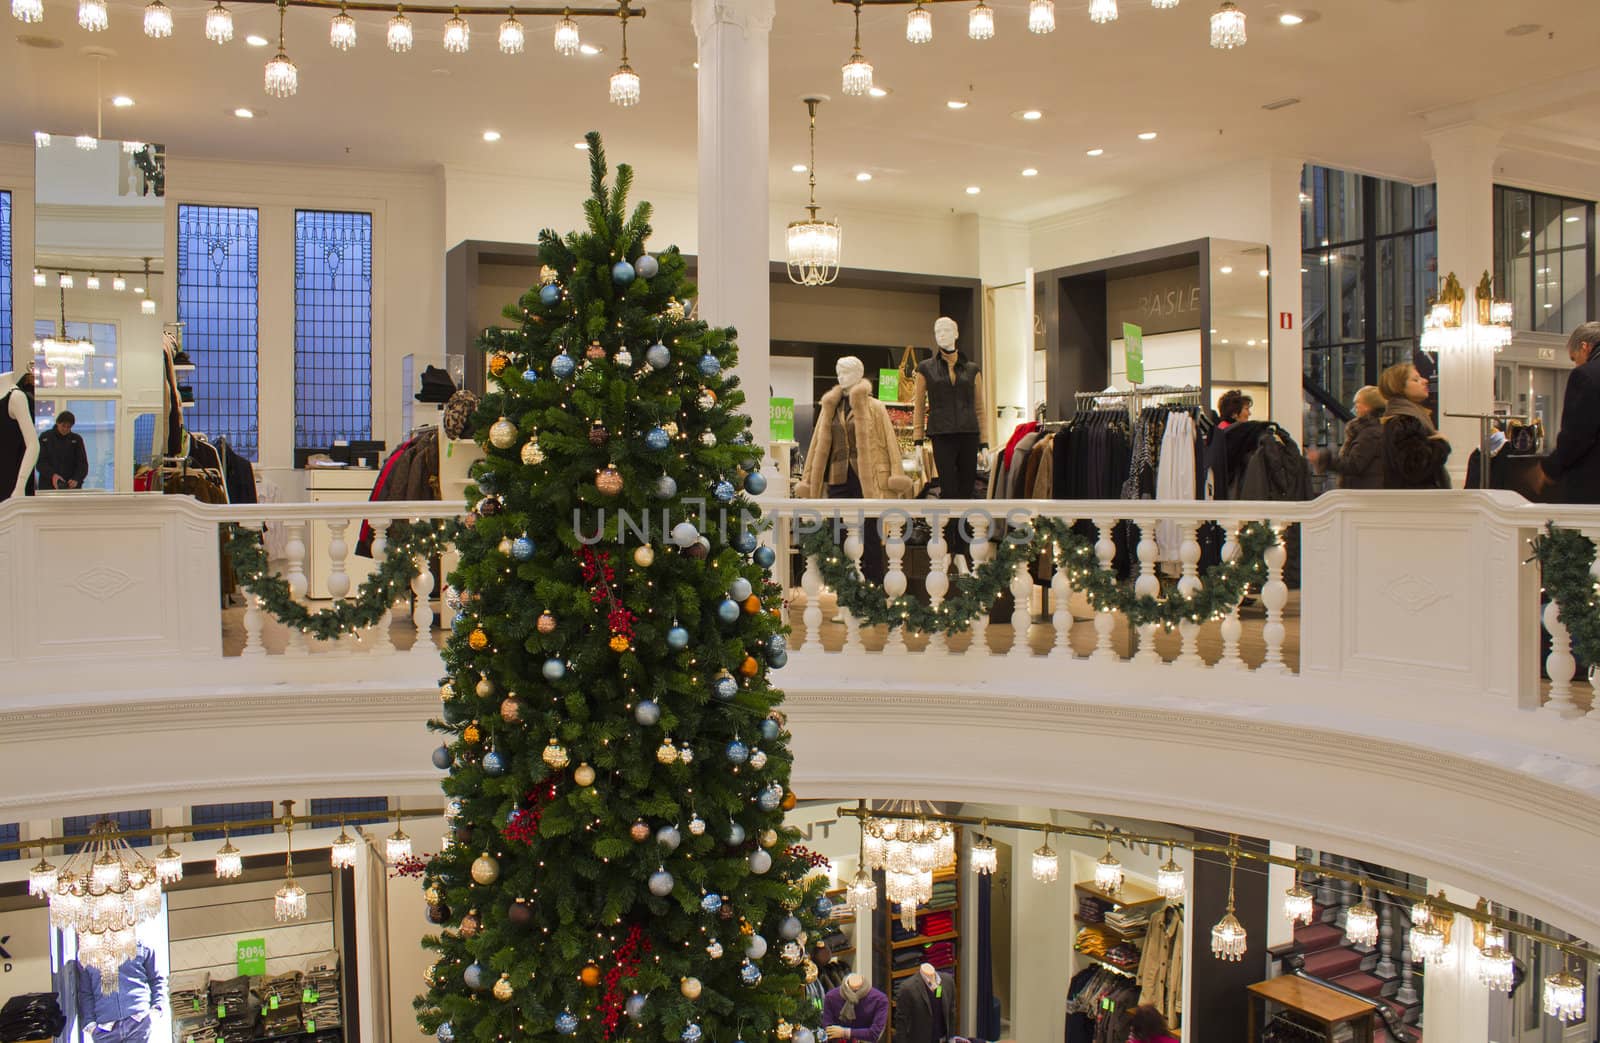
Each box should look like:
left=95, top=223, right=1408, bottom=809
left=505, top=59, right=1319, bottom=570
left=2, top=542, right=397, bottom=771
left=37, top=410, right=89, bottom=490
left=1308, top=386, right=1385, bottom=489
left=1535, top=321, right=1600, bottom=503
left=1128, top=1004, right=1180, bottom=1043
left=75, top=943, right=165, bottom=1042
left=1217, top=389, right=1252, bottom=428
left=1378, top=363, right=1451, bottom=489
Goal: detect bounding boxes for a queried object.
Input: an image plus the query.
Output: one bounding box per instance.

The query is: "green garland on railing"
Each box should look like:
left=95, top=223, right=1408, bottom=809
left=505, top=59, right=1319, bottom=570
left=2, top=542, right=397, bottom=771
left=1530, top=523, right=1600, bottom=664
left=798, top=517, right=1278, bottom=636
left=225, top=519, right=461, bottom=642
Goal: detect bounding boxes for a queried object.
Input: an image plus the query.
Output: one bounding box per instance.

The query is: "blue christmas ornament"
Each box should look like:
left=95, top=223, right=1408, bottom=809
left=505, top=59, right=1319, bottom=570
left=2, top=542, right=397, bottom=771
left=744, top=471, right=768, bottom=495
left=550, top=351, right=576, bottom=380
left=767, top=650, right=788, bottom=669
left=729, top=577, right=754, bottom=602
left=612, top=259, right=636, bottom=285
left=511, top=536, right=535, bottom=561
left=712, top=480, right=735, bottom=503
left=716, top=598, right=741, bottom=624
left=700, top=891, right=723, bottom=914
left=476, top=471, right=498, bottom=493
left=725, top=739, right=749, bottom=765
left=555, top=1011, right=579, bottom=1036
left=625, top=994, right=647, bottom=1022
left=645, top=427, right=671, bottom=451
left=655, top=475, right=678, bottom=499
left=521, top=367, right=539, bottom=383
left=464, top=963, right=487, bottom=990
left=539, top=283, right=561, bottom=306
left=757, top=784, right=783, bottom=811
left=767, top=634, right=787, bottom=656
left=712, top=674, right=738, bottom=702
left=437, top=1023, right=454, bottom=1043
left=794, top=1029, right=815, bottom=1043
left=738, top=456, right=758, bottom=472
left=543, top=658, right=566, bottom=681
left=646, top=342, right=671, bottom=369
left=753, top=544, right=776, bottom=569
left=452, top=611, right=466, bottom=628
left=681, top=1024, right=703, bottom=1043
left=815, top=894, right=835, bottom=917
left=732, top=531, right=758, bottom=554
left=727, top=821, right=747, bottom=846
left=431, top=745, right=452, bottom=770
left=739, top=961, right=762, bottom=987
left=635, top=254, right=659, bottom=280
left=482, top=750, right=506, bottom=776
left=759, top=717, right=780, bottom=742
left=667, top=625, right=689, bottom=650
left=697, top=354, right=721, bottom=379
left=634, top=699, right=661, bottom=726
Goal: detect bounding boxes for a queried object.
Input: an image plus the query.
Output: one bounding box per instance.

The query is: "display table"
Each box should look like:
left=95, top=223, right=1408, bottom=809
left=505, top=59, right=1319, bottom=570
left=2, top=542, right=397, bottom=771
left=1247, top=975, right=1376, bottom=1043
left=306, top=468, right=379, bottom=599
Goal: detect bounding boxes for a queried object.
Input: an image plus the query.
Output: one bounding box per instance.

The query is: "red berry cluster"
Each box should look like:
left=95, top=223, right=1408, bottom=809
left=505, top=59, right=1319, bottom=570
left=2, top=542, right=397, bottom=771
left=783, top=845, right=832, bottom=872
left=580, top=546, right=636, bottom=641
left=504, top=781, right=561, bottom=846
left=598, top=924, right=653, bottom=1037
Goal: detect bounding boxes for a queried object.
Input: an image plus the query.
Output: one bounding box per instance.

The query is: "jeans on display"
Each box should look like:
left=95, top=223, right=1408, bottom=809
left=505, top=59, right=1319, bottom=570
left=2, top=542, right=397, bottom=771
left=827, top=469, right=885, bottom=582
left=89, top=1016, right=153, bottom=1043
left=930, top=431, right=980, bottom=558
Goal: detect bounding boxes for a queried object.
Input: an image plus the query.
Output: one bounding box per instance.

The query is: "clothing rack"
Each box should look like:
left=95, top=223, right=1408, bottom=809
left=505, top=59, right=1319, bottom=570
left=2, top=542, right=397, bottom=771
left=1073, top=384, right=1205, bottom=417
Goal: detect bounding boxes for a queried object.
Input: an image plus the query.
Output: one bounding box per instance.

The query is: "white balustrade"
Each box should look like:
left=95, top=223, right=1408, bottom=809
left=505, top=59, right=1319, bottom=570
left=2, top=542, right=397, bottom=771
left=325, top=519, right=354, bottom=656
left=1175, top=521, right=1203, bottom=668
left=925, top=519, right=950, bottom=656
left=841, top=520, right=865, bottom=654
left=1215, top=520, right=1245, bottom=671
left=1258, top=524, right=1289, bottom=675
left=968, top=513, right=992, bottom=655
left=1132, top=518, right=1162, bottom=667
left=410, top=544, right=436, bottom=659
left=283, top=521, right=310, bottom=658
left=1050, top=538, right=1072, bottom=658
left=799, top=552, right=823, bottom=651
left=1008, top=556, right=1034, bottom=658
left=881, top=513, right=908, bottom=657
left=1542, top=600, right=1580, bottom=718
left=370, top=520, right=398, bottom=657
left=1091, top=517, right=1118, bottom=662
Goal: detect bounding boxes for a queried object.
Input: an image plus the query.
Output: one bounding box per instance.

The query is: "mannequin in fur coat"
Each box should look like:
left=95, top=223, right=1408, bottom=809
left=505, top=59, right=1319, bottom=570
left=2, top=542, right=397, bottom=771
left=797, top=356, right=912, bottom=499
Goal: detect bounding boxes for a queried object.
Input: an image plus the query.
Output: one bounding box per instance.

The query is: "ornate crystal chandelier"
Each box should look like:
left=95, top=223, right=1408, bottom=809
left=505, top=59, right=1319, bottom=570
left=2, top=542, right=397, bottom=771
left=1027, top=0, right=1054, bottom=34
left=215, top=826, right=243, bottom=879
left=1093, top=835, right=1124, bottom=895
left=863, top=802, right=956, bottom=927
left=387, top=7, right=413, bottom=50
left=905, top=1, right=931, bottom=43
left=1209, top=0, right=1245, bottom=48
left=274, top=802, right=308, bottom=922
left=969, top=824, right=997, bottom=876
left=1345, top=889, right=1379, bottom=947
left=498, top=9, right=523, bottom=53
left=142, top=0, right=172, bottom=38
left=329, top=2, right=357, bottom=49
left=330, top=821, right=360, bottom=870
left=841, top=0, right=872, bottom=96
left=34, top=819, right=163, bottom=988
left=37, top=285, right=96, bottom=369
left=1031, top=836, right=1059, bottom=883
left=1156, top=848, right=1185, bottom=901
left=264, top=0, right=298, bottom=96
left=1283, top=873, right=1315, bottom=926
left=1421, top=270, right=1513, bottom=354
left=553, top=11, right=579, bottom=53
left=1544, top=966, right=1586, bottom=1022
left=1210, top=847, right=1247, bottom=961
left=1151, top=0, right=1178, bottom=7
left=1088, top=0, right=1117, bottom=24
left=1409, top=897, right=1448, bottom=965
left=153, top=834, right=184, bottom=885
left=1475, top=925, right=1513, bottom=991
left=387, top=825, right=413, bottom=860
left=967, top=0, right=993, bottom=40
left=205, top=1, right=233, bottom=42
left=12, top=0, right=43, bottom=23
left=608, top=7, right=638, bottom=107
left=77, top=0, right=107, bottom=32
left=442, top=6, right=469, bottom=52
left=786, top=97, right=841, bottom=288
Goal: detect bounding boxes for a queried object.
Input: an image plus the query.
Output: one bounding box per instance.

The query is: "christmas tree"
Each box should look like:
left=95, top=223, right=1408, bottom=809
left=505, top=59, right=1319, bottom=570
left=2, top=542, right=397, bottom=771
left=418, top=133, right=828, bottom=1043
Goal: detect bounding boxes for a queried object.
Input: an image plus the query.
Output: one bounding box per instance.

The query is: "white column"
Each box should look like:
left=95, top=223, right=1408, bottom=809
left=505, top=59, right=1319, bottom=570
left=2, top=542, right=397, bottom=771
left=693, top=0, right=775, bottom=447
left=1427, top=123, right=1504, bottom=483
left=1267, top=157, right=1306, bottom=429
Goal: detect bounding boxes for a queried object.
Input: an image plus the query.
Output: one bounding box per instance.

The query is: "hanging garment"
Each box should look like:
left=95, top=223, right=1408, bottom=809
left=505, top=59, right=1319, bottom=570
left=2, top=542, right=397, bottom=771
left=1136, top=901, right=1185, bottom=1023
left=0, top=388, right=35, bottom=500
left=1154, top=412, right=1196, bottom=561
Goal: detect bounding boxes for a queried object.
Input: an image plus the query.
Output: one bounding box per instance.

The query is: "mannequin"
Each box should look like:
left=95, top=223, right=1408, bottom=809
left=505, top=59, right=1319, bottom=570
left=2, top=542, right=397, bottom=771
left=823, top=972, right=888, bottom=1041
left=0, top=368, right=40, bottom=501
left=911, top=318, right=987, bottom=499
left=797, top=356, right=912, bottom=501
left=893, top=963, right=961, bottom=1043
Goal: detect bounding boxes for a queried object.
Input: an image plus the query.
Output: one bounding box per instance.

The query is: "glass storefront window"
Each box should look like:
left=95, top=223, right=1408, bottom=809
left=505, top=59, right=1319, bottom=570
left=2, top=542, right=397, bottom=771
left=32, top=398, right=116, bottom=490
left=1494, top=184, right=1595, bottom=336
left=32, top=319, right=119, bottom=390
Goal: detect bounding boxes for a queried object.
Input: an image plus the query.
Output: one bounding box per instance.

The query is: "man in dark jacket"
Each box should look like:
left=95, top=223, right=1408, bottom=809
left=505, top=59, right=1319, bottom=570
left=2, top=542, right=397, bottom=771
left=37, top=410, right=89, bottom=490
left=1538, top=322, right=1600, bottom=504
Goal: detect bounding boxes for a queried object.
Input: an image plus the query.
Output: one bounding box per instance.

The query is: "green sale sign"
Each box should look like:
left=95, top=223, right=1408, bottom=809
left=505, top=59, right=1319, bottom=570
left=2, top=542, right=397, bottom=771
left=236, top=938, right=267, bottom=977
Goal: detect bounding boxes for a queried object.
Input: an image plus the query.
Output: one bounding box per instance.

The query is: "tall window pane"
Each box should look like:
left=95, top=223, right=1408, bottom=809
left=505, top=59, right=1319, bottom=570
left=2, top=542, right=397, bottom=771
left=178, top=205, right=260, bottom=459
left=0, top=190, right=11, bottom=373
left=295, top=210, right=372, bottom=449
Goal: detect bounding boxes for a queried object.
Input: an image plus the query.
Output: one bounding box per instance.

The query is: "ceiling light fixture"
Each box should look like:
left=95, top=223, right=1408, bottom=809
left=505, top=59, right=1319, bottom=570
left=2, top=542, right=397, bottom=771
left=1138, top=130, right=1158, bottom=140
left=578, top=41, right=599, bottom=55
left=1421, top=270, right=1512, bottom=354
left=846, top=813, right=879, bottom=915
left=868, top=85, right=888, bottom=97
left=968, top=0, right=994, bottom=40
left=442, top=6, right=469, bottom=52
left=1028, top=0, right=1054, bottom=34
left=59, top=272, right=74, bottom=289
left=1210, top=0, right=1246, bottom=48
left=112, top=273, right=126, bottom=290
left=85, top=272, right=100, bottom=290
left=1279, top=12, right=1303, bottom=25
left=608, top=5, right=638, bottom=107
left=246, top=32, right=269, bottom=45
left=1258, top=268, right=1270, bottom=277
left=482, top=129, right=501, bottom=141
left=970, top=822, right=997, bottom=875
left=1021, top=168, right=1037, bottom=177
left=1283, top=873, right=1315, bottom=926
left=1152, top=0, right=1178, bottom=8
left=39, top=283, right=95, bottom=368
left=1544, top=964, right=1585, bottom=1022
left=1211, top=844, right=1248, bottom=960
left=264, top=0, right=298, bottom=96
left=206, top=2, right=232, bottom=41
left=386, top=825, right=412, bottom=861
left=573, top=141, right=587, bottom=149
left=112, top=94, right=134, bottom=107
left=1345, top=888, right=1379, bottom=947
left=905, top=0, right=931, bottom=43
left=1218, top=265, right=1232, bottom=274
left=12, top=0, right=43, bottom=22
left=214, top=825, right=242, bottom=879
left=964, top=185, right=981, bottom=195
left=862, top=804, right=957, bottom=927
left=498, top=7, right=523, bottom=53
left=77, top=0, right=107, bottom=32
left=1094, top=834, right=1124, bottom=894
left=1086, top=147, right=1104, bottom=156
left=855, top=171, right=872, bottom=182
left=1031, top=833, right=1059, bottom=883
left=330, top=1, right=356, bottom=48
left=233, top=107, right=255, bottom=118
left=841, top=0, right=872, bottom=96
left=30, top=819, right=162, bottom=983
left=330, top=818, right=360, bottom=870
left=387, top=6, right=412, bottom=50
left=274, top=801, right=308, bottom=922
left=143, top=0, right=172, bottom=38
left=75, top=134, right=97, bottom=151
left=786, top=96, right=841, bottom=288
left=153, top=836, right=183, bottom=884
left=947, top=99, right=968, bottom=110
left=1156, top=846, right=1185, bottom=900
left=553, top=10, right=580, bottom=54
left=1088, top=0, right=1117, bottom=24
left=1021, top=109, right=1042, bottom=120
left=791, top=163, right=808, bottom=172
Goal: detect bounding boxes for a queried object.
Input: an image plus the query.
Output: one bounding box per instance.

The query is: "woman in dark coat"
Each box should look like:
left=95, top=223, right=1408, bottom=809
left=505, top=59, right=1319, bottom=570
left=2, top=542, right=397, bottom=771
left=1379, top=363, right=1451, bottom=489
left=1313, top=385, right=1385, bottom=489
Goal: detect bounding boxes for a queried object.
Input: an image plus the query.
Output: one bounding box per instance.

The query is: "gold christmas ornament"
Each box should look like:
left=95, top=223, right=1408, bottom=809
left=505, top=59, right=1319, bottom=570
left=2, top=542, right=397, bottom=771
left=499, top=696, right=523, bottom=723
left=803, top=959, right=819, bottom=984
left=439, top=682, right=454, bottom=701
left=574, top=763, right=596, bottom=787
left=663, top=421, right=680, bottom=438
left=471, top=852, right=500, bottom=885
left=633, top=545, right=655, bottom=567
left=596, top=466, right=624, bottom=496
left=537, top=611, right=557, bottom=634
left=493, top=973, right=514, bottom=1001
left=498, top=538, right=514, bottom=556
left=539, top=265, right=559, bottom=286
left=489, top=353, right=509, bottom=376
left=656, top=740, right=679, bottom=764
left=521, top=437, right=545, bottom=466
left=666, top=298, right=686, bottom=320
left=743, top=595, right=763, bottom=615
left=469, top=628, right=489, bottom=651
left=460, top=909, right=481, bottom=937
left=424, top=884, right=442, bottom=905
left=678, top=743, right=694, bottom=764
left=698, top=389, right=717, bottom=410
left=610, top=634, right=631, bottom=653
left=476, top=674, right=495, bottom=698
left=630, top=820, right=651, bottom=842
left=760, top=829, right=778, bottom=848
left=776, top=1020, right=794, bottom=1040
left=463, top=722, right=481, bottom=744
left=542, top=740, right=570, bottom=769
left=680, top=977, right=702, bottom=1000
left=489, top=416, right=518, bottom=449
left=586, top=341, right=607, bottom=360
left=781, top=790, right=798, bottom=811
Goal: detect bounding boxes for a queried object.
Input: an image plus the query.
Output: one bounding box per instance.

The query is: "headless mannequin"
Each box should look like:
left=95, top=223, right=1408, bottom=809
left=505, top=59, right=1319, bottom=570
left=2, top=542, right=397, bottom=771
left=0, top=370, right=40, bottom=501
left=893, top=962, right=962, bottom=1043
left=823, top=972, right=888, bottom=1041
left=912, top=318, right=987, bottom=496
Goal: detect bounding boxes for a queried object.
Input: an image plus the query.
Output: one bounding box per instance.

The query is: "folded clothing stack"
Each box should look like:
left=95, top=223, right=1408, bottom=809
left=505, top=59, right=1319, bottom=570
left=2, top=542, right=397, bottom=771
left=820, top=928, right=851, bottom=953
left=1077, top=894, right=1110, bottom=924
left=0, top=993, right=66, bottom=1042
left=1073, top=925, right=1114, bottom=958
left=1103, top=942, right=1141, bottom=969
left=1104, top=908, right=1151, bottom=936
left=927, top=880, right=957, bottom=910
left=892, top=947, right=928, bottom=971
left=303, top=960, right=343, bottom=1030
left=208, top=975, right=251, bottom=1016
left=170, top=971, right=219, bottom=1043
left=923, top=941, right=956, bottom=970
left=918, top=910, right=955, bottom=937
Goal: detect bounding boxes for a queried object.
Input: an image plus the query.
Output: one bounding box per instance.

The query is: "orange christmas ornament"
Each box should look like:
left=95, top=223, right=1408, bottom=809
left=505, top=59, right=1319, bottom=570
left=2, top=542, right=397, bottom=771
left=781, top=790, right=797, bottom=811
left=740, top=656, right=759, bottom=677
left=743, top=594, right=762, bottom=614
left=489, top=353, right=509, bottom=376
left=609, top=634, right=631, bottom=653
left=580, top=963, right=602, bottom=987
left=463, top=722, right=481, bottom=744
left=469, top=627, right=489, bottom=650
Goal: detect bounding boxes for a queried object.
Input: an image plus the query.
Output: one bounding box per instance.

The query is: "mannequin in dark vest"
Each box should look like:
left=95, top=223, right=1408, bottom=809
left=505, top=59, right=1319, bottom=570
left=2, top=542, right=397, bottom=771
left=911, top=317, right=986, bottom=501
left=0, top=368, right=40, bottom=501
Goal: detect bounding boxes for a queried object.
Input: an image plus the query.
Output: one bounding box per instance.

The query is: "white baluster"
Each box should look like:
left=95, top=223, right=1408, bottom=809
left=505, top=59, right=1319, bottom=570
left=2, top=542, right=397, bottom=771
left=800, top=553, right=823, bottom=651
left=1215, top=520, right=1245, bottom=672
left=967, top=514, right=993, bottom=655
left=1008, top=556, right=1034, bottom=659
left=370, top=520, right=397, bottom=656
left=925, top=514, right=950, bottom=655
left=410, top=542, right=436, bottom=659
left=325, top=519, right=354, bottom=654
left=1091, top=517, right=1118, bottom=661
left=239, top=521, right=268, bottom=657
left=1175, top=521, right=1203, bottom=668
left=1132, top=518, right=1162, bottom=666
left=881, top=512, right=909, bottom=656
left=1258, top=524, right=1289, bottom=674
left=1543, top=599, right=1581, bottom=718
left=1050, top=537, right=1073, bottom=658
left=284, top=521, right=310, bottom=658
left=841, top=521, right=865, bottom=655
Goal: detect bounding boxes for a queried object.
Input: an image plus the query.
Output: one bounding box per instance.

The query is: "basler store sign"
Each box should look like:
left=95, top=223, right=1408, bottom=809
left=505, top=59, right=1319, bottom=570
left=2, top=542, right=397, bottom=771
left=0, top=905, right=53, bottom=994
left=1106, top=266, right=1203, bottom=337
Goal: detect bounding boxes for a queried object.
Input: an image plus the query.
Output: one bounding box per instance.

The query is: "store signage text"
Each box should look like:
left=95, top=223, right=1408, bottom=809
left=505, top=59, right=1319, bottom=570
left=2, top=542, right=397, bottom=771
left=1, top=933, right=11, bottom=973
left=1137, top=286, right=1202, bottom=322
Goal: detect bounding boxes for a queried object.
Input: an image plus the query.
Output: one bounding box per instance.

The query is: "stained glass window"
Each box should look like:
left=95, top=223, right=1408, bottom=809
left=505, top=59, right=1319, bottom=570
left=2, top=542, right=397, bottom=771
left=295, top=210, right=373, bottom=449
left=310, top=796, right=390, bottom=827
left=0, top=191, right=12, bottom=373
left=63, top=810, right=153, bottom=852
left=190, top=800, right=275, bottom=840
left=178, top=205, right=260, bottom=459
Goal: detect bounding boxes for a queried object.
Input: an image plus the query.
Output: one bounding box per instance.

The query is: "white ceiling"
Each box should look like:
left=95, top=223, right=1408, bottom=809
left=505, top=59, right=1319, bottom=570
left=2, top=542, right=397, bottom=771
left=5, top=0, right=1600, bottom=223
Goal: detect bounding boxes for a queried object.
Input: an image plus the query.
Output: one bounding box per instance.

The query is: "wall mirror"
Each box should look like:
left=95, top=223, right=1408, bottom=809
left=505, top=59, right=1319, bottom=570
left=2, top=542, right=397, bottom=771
left=34, top=137, right=166, bottom=490
left=1208, top=239, right=1272, bottom=418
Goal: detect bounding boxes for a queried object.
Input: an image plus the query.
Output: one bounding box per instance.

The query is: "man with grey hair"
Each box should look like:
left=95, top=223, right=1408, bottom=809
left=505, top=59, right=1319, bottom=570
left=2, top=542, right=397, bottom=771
left=1538, top=321, right=1600, bottom=503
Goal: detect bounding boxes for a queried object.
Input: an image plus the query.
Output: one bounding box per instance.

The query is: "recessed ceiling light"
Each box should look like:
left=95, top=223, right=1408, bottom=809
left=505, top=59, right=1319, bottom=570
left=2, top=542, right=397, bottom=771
left=1247, top=339, right=1258, bottom=346
left=233, top=107, right=255, bottom=118
left=1138, top=131, right=1158, bottom=141
left=1278, top=12, right=1303, bottom=25
left=1300, top=266, right=1308, bottom=273
left=868, top=86, right=889, bottom=98
left=1219, top=266, right=1233, bottom=274
left=1019, top=109, right=1043, bottom=121
left=578, top=42, right=601, bottom=55
left=1209, top=329, right=1218, bottom=334
left=1566, top=215, right=1580, bottom=223
left=791, top=163, right=808, bottom=173
left=1220, top=338, right=1230, bottom=344
left=947, top=99, right=968, bottom=110
left=692, top=60, right=699, bottom=70
left=1258, top=268, right=1270, bottom=277
left=111, top=95, right=134, bottom=107
left=1021, top=168, right=1038, bottom=177
left=573, top=141, right=588, bottom=149
left=482, top=130, right=501, bottom=142
left=965, top=185, right=981, bottom=195
left=1086, top=147, right=1104, bottom=157
left=855, top=171, right=872, bottom=182
left=245, top=33, right=268, bottom=46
